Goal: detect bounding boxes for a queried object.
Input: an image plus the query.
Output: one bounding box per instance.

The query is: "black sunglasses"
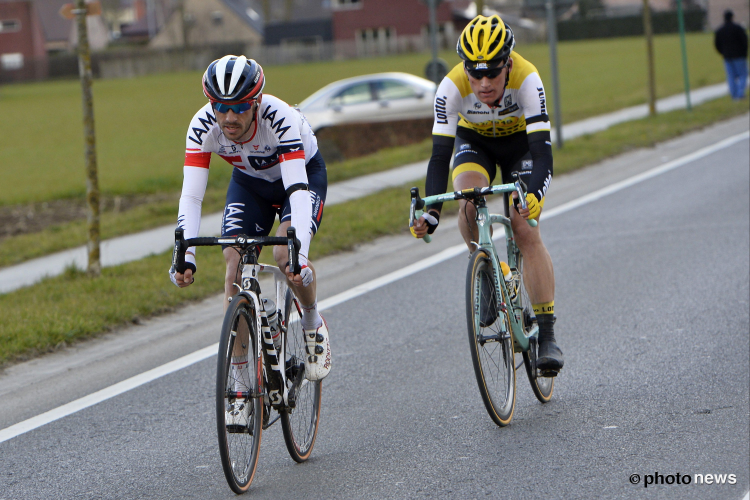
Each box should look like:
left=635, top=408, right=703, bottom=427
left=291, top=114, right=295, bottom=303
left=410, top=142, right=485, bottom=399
left=466, top=63, right=507, bottom=81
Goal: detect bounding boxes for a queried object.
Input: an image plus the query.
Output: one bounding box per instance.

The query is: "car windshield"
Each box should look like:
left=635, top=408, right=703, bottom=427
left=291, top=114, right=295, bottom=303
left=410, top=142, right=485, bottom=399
left=375, top=80, right=418, bottom=100
left=329, top=82, right=374, bottom=106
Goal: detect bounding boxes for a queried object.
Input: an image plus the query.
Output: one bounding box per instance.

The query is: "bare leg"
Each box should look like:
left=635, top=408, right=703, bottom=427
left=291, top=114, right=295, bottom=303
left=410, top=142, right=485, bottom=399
left=453, top=171, right=490, bottom=253
left=272, top=221, right=317, bottom=309
left=223, top=247, right=242, bottom=313
left=223, top=246, right=247, bottom=358
left=509, top=210, right=554, bottom=304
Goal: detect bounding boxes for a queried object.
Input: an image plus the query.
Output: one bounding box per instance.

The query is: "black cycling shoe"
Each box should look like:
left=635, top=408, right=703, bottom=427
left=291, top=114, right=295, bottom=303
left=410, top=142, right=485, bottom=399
left=479, top=273, right=498, bottom=327
left=537, top=339, right=564, bottom=376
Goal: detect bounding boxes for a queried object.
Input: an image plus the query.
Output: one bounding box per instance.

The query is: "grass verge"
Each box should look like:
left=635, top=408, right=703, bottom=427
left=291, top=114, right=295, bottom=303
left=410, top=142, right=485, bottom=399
left=0, top=97, right=747, bottom=366
left=0, top=138, right=433, bottom=268
left=0, top=33, right=727, bottom=206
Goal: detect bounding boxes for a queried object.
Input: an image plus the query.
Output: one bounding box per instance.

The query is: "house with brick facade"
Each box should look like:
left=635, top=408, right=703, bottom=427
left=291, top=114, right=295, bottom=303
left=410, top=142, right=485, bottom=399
left=331, top=0, right=458, bottom=53
left=0, top=0, right=47, bottom=80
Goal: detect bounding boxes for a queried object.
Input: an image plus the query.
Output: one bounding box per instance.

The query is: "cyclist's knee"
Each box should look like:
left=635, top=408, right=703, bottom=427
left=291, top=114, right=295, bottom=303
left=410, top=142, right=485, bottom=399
left=223, top=248, right=241, bottom=283
left=512, top=218, right=542, bottom=248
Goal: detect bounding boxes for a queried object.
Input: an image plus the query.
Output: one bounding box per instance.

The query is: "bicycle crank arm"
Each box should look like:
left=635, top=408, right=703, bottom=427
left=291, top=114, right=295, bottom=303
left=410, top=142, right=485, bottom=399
left=262, top=413, right=281, bottom=430
left=286, top=368, right=307, bottom=409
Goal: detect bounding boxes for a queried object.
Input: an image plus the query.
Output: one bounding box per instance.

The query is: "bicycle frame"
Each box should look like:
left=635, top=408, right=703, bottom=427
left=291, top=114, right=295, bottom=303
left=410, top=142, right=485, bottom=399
left=413, top=182, right=539, bottom=353
left=236, top=261, right=306, bottom=411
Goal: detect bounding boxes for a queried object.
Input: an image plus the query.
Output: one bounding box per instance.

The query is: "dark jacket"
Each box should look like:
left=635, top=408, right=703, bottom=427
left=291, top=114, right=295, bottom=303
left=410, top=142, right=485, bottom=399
left=714, top=22, right=748, bottom=60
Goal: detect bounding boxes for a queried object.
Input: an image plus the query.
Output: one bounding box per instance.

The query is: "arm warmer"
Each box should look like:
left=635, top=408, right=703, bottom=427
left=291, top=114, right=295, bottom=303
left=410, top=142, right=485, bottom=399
left=288, top=189, right=313, bottom=267
left=177, top=166, right=209, bottom=269
left=425, top=135, right=455, bottom=212
left=526, top=130, right=553, bottom=201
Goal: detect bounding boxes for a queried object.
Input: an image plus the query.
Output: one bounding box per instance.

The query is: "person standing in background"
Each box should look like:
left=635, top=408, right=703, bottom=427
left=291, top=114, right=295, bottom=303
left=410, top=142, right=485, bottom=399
left=714, top=9, right=748, bottom=100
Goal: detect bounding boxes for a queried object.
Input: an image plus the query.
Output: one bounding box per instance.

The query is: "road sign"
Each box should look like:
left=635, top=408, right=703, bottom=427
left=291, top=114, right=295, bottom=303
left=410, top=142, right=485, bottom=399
left=425, top=58, right=449, bottom=85
left=59, top=1, right=101, bottom=20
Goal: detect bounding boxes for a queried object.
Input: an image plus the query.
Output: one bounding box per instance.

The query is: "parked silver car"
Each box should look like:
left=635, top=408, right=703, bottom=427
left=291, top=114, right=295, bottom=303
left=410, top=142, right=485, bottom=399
left=298, top=72, right=437, bottom=132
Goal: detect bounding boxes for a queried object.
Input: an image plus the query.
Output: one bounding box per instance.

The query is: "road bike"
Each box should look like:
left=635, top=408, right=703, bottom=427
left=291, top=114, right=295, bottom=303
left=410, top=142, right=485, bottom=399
left=171, top=227, right=321, bottom=493
left=409, top=173, right=554, bottom=427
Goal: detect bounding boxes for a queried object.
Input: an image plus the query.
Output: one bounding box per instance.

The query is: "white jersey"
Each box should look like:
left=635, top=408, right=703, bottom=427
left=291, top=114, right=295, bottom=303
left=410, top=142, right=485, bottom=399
left=183, top=93, right=318, bottom=181
left=178, top=94, right=319, bottom=267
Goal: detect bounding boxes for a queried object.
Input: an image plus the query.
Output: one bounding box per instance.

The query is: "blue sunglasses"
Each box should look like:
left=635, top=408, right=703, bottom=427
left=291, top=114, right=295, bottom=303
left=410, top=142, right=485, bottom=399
left=212, top=101, right=254, bottom=114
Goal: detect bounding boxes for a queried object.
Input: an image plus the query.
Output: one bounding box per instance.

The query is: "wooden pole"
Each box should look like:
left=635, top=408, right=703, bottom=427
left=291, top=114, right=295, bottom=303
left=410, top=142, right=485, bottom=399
left=75, top=0, right=101, bottom=276
left=642, top=0, right=656, bottom=116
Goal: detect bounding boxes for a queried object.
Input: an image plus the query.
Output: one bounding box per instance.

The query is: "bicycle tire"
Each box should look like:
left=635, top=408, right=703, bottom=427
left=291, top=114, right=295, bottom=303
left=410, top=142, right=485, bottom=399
left=281, top=288, right=322, bottom=462
left=466, top=249, right=516, bottom=426
left=517, top=255, right=554, bottom=403
left=216, top=294, right=263, bottom=493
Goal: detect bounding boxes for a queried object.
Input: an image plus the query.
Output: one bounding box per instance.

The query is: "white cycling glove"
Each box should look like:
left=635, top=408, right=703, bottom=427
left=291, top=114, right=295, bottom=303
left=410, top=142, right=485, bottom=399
left=169, top=267, right=180, bottom=287
left=168, top=253, right=196, bottom=288
left=300, top=265, right=314, bottom=287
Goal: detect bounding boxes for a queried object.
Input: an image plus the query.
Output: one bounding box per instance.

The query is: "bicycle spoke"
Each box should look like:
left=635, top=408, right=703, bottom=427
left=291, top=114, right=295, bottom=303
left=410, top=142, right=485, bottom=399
left=466, top=250, right=516, bottom=427
left=281, top=289, right=321, bottom=462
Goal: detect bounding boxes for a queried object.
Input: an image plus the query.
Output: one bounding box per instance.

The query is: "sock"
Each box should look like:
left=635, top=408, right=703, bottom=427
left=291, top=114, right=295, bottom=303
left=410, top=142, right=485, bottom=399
left=230, top=356, right=248, bottom=392
left=534, top=301, right=556, bottom=343
left=301, top=300, right=323, bottom=331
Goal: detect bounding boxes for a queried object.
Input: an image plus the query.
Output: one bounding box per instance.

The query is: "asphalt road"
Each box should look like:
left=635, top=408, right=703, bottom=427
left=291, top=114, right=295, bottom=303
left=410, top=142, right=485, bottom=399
left=1, top=122, right=748, bottom=499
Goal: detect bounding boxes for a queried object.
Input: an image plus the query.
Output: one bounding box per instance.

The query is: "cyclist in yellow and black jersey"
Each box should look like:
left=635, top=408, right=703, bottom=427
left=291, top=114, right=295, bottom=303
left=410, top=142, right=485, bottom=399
left=412, top=14, right=563, bottom=374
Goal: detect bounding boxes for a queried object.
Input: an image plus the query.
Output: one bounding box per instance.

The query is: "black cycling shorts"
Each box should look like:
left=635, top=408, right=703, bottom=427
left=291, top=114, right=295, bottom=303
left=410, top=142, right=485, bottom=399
left=451, top=127, right=533, bottom=185
left=221, top=151, right=327, bottom=239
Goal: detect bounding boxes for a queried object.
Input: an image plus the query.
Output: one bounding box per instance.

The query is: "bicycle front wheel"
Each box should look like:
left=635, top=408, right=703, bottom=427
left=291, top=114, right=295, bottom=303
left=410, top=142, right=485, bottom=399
left=466, top=249, right=516, bottom=427
left=281, top=288, right=322, bottom=462
left=216, top=294, right=263, bottom=494
left=517, top=255, right=554, bottom=403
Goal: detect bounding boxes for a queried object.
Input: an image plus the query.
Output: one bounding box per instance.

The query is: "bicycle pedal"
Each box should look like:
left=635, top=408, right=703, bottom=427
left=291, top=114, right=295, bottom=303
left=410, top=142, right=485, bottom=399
left=226, top=424, right=250, bottom=434
left=537, top=369, right=559, bottom=378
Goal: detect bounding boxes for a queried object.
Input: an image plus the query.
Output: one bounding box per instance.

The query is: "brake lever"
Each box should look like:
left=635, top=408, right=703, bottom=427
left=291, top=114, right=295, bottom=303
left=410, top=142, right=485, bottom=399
left=512, top=173, right=538, bottom=228
left=287, top=227, right=301, bottom=275
left=409, top=187, right=431, bottom=243
left=172, top=227, right=187, bottom=273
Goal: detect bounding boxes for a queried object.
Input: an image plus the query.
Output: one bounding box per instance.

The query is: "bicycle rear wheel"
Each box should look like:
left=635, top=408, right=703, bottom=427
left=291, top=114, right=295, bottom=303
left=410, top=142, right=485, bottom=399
left=466, top=249, right=516, bottom=427
left=517, top=255, right=554, bottom=403
left=281, top=288, right=322, bottom=462
left=216, top=294, right=263, bottom=493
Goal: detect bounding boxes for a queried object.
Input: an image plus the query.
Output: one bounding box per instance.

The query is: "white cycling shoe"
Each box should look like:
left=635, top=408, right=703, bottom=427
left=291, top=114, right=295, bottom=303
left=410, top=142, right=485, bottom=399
left=225, top=399, right=250, bottom=430
left=303, top=316, right=332, bottom=381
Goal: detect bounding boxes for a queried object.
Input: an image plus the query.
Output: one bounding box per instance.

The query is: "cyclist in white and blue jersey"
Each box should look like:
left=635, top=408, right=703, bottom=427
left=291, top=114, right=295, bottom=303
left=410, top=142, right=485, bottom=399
left=170, top=55, right=331, bottom=382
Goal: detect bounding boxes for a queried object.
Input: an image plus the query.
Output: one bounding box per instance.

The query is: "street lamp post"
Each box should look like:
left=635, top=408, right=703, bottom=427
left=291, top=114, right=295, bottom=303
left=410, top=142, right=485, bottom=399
left=546, top=0, right=563, bottom=148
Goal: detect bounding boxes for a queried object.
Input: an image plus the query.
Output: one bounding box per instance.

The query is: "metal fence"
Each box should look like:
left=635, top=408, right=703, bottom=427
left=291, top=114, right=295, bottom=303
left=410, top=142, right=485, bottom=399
left=1, top=33, right=456, bottom=83
left=0, top=18, right=554, bottom=84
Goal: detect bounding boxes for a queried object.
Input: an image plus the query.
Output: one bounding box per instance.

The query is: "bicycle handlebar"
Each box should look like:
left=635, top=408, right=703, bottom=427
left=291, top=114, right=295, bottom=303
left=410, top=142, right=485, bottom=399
left=409, top=173, right=537, bottom=245
left=171, top=227, right=301, bottom=274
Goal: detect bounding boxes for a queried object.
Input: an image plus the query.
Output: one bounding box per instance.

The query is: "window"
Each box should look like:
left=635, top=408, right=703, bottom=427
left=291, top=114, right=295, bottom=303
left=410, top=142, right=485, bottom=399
left=1, top=53, right=23, bottom=70
left=329, top=83, right=373, bottom=106
left=211, top=11, right=223, bottom=25
left=0, top=19, right=21, bottom=33
left=376, top=80, right=418, bottom=100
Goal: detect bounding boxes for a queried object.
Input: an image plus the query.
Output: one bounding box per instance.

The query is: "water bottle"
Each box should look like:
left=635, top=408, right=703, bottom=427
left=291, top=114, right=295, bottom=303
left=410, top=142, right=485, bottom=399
left=499, top=261, right=517, bottom=300
left=263, top=298, right=281, bottom=351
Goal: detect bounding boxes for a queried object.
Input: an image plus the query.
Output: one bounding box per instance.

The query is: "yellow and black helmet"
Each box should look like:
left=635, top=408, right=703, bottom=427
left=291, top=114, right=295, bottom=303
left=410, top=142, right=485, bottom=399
left=457, top=15, right=515, bottom=69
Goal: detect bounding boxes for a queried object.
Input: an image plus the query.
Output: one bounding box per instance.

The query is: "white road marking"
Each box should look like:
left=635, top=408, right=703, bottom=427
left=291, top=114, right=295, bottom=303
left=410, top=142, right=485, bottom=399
left=0, top=132, right=747, bottom=445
